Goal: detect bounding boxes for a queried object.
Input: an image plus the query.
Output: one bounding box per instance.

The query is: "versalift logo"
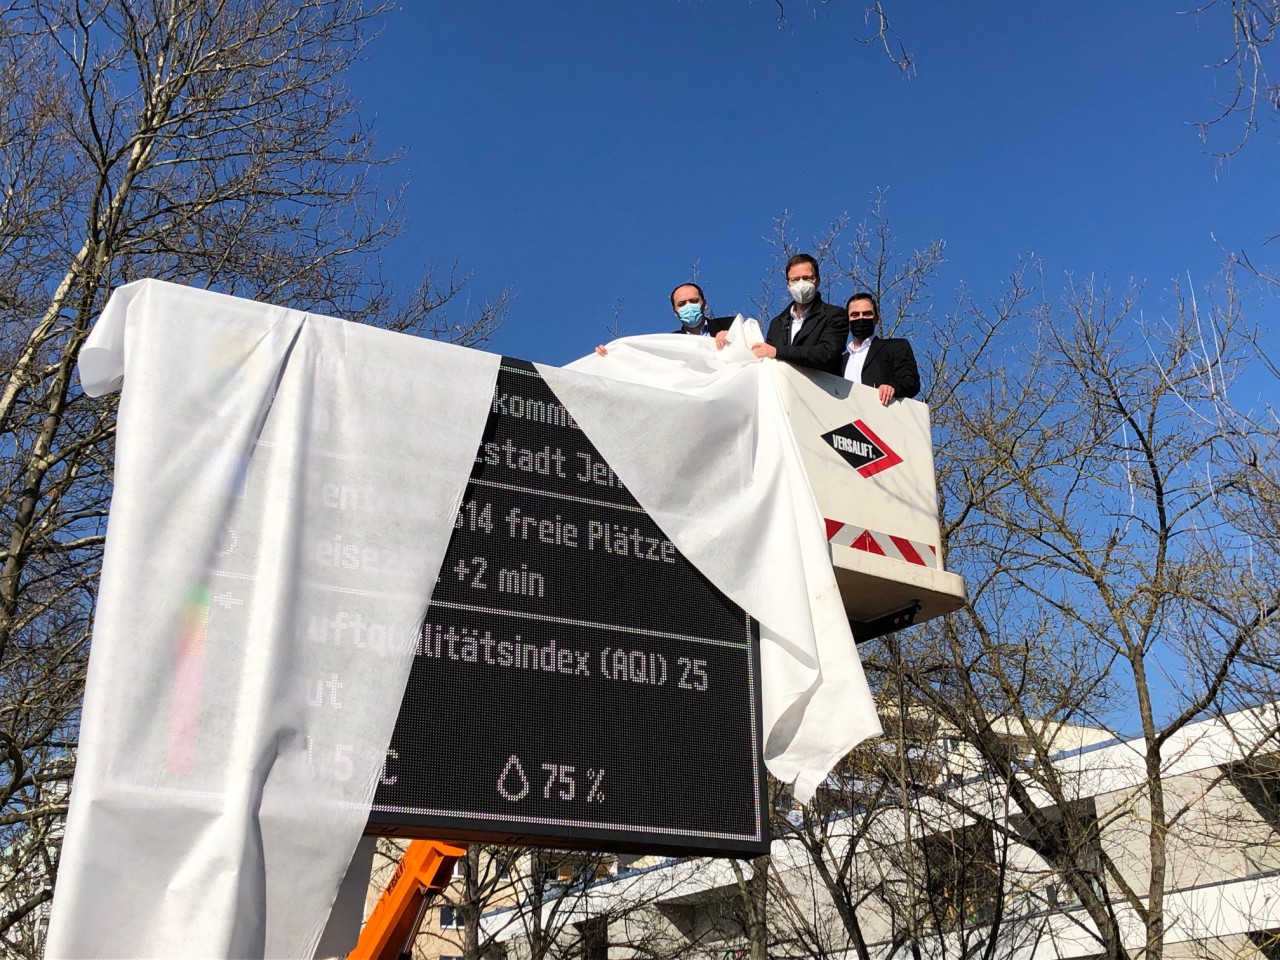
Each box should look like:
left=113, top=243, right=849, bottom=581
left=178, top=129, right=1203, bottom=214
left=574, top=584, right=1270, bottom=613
left=821, top=420, right=903, bottom=478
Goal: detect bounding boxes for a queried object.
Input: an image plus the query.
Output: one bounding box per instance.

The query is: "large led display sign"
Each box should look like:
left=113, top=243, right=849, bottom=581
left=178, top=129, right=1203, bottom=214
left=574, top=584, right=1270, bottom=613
left=368, top=360, right=768, bottom=857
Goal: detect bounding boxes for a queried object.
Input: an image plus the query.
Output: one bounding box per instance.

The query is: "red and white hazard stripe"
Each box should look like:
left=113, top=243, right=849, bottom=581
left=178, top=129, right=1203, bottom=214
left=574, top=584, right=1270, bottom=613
left=824, top=518, right=938, bottom=569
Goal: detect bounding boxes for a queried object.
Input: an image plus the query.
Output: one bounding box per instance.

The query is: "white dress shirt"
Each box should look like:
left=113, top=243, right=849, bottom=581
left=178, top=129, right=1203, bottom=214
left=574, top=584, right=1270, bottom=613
left=788, top=303, right=811, bottom=344
left=844, top=335, right=876, bottom=383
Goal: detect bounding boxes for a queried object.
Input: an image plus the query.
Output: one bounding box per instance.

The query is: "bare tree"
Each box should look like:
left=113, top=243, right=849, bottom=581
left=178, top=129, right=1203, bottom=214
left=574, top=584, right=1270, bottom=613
left=412, top=847, right=621, bottom=960
left=0, top=2, right=507, bottom=954
left=769, top=0, right=914, bottom=74
left=885, top=264, right=1280, bottom=959
left=1192, top=0, right=1280, bottom=158
left=754, top=206, right=1051, bottom=960
left=747, top=202, right=1280, bottom=958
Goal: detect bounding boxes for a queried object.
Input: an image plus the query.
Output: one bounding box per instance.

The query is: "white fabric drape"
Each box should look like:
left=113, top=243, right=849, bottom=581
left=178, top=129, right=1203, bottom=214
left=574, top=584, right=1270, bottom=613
left=49, top=281, right=499, bottom=958
left=552, top=319, right=880, bottom=801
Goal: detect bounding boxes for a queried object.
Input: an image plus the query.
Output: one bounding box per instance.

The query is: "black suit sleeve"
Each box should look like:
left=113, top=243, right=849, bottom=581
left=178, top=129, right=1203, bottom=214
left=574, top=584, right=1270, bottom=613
left=885, top=339, right=921, bottom=399
left=773, top=306, right=848, bottom=376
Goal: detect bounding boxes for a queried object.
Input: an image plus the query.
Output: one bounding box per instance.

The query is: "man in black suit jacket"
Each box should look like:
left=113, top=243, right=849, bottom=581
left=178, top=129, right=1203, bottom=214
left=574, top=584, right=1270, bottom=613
left=595, top=281, right=731, bottom=356
left=717, top=253, right=846, bottom=375
left=842, top=292, right=920, bottom=405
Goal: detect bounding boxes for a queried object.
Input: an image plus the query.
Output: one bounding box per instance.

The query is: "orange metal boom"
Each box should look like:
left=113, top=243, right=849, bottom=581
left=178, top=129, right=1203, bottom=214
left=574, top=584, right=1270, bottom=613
left=348, top=839, right=466, bottom=960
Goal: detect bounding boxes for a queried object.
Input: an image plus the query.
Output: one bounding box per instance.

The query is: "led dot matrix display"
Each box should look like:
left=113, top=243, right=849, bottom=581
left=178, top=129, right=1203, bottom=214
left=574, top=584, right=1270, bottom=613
left=369, top=361, right=768, bottom=857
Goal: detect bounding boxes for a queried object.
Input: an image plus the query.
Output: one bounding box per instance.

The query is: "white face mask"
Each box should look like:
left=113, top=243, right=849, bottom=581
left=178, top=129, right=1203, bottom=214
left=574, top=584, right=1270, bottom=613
left=788, top=279, right=817, bottom=305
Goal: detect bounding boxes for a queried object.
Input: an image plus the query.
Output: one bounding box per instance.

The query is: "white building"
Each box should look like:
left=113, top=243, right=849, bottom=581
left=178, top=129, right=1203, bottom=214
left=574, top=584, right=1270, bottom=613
left=479, top=705, right=1280, bottom=959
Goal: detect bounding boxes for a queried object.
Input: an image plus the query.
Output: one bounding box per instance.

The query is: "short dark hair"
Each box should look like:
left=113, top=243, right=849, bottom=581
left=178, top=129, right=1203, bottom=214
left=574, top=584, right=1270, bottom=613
left=784, top=254, right=820, bottom=282
left=670, top=281, right=707, bottom=311
left=846, top=292, right=879, bottom=317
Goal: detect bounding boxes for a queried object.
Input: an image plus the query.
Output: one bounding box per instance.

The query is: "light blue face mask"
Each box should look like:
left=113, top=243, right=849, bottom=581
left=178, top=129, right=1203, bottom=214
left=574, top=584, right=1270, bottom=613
left=677, top=302, right=704, bottom=328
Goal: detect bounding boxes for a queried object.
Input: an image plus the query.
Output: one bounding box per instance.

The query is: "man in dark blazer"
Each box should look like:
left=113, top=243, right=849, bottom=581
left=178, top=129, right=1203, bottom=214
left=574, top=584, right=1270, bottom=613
left=746, top=254, right=848, bottom=375
left=842, top=292, right=920, bottom=405
left=595, top=281, right=731, bottom=356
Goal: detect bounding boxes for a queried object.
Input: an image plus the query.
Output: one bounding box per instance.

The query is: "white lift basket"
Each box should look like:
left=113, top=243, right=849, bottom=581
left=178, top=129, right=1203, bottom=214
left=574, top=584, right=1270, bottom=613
left=773, top=363, right=967, bottom=639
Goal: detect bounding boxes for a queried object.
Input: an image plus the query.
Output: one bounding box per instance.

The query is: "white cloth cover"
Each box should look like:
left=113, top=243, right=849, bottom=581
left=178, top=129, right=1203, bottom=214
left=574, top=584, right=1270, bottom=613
left=49, top=281, right=500, bottom=958
left=48, top=286, right=880, bottom=958
left=551, top=319, right=880, bottom=800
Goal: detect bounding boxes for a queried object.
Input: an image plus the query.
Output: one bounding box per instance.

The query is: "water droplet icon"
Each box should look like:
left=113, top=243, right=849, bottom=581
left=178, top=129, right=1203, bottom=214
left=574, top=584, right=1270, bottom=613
left=497, top=754, right=529, bottom=801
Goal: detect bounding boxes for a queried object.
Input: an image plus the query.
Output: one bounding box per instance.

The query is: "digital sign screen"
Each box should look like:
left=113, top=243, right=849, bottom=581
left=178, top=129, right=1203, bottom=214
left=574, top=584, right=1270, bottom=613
left=368, top=360, right=768, bottom=857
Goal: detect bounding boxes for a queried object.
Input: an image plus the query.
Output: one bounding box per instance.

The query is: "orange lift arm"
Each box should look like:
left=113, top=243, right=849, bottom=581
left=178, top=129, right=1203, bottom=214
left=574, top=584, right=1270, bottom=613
left=348, top=839, right=467, bottom=960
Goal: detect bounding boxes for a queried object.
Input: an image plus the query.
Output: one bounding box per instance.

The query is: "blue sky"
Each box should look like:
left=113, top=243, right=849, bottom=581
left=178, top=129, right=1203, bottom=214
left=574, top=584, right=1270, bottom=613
left=345, top=2, right=1277, bottom=369
left=337, top=4, right=1279, bottom=735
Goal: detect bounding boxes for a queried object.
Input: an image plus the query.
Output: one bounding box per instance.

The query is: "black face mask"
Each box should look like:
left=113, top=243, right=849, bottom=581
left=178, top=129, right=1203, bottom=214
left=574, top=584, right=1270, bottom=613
left=849, top=318, right=875, bottom=341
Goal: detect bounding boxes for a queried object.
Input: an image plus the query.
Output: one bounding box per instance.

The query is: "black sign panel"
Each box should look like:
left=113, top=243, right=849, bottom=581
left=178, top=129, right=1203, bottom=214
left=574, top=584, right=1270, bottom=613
left=368, top=360, right=768, bottom=857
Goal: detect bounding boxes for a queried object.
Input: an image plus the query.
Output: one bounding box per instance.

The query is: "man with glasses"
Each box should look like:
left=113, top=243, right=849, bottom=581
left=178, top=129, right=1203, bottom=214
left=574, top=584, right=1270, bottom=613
left=843, top=292, right=920, bottom=406
left=715, top=253, right=847, bottom=375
